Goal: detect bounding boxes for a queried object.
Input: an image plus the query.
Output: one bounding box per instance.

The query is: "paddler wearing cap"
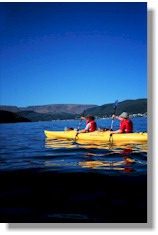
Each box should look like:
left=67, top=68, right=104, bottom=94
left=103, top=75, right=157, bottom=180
left=110, top=112, right=133, bottom=134
left=76, top=115, right=97, bottom=134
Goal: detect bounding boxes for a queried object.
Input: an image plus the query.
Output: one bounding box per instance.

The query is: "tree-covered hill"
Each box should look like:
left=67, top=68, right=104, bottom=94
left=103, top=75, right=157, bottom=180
left=0, top=110, right=31, bottom=123
left=84, top=99, right=147, bottom=117
left=17, top=111, right=77, bottom=122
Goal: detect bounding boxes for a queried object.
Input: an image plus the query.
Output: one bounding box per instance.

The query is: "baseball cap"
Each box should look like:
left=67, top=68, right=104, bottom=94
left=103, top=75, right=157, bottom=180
left=119, top=112, right=129, bottom=119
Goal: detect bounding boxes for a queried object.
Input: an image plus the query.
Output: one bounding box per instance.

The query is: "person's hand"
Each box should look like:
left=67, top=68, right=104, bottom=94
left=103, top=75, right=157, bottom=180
left=80, top=116, right=85, bottom=120
left=109, top=131, right=113, bottom=136
left=112, top=114, right=116, bottom=119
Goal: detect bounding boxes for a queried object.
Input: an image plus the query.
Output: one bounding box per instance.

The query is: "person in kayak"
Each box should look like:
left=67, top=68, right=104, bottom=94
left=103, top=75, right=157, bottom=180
left=110, top=112, right=133, bottom=134
left=76, top=115, right=97, bottom=134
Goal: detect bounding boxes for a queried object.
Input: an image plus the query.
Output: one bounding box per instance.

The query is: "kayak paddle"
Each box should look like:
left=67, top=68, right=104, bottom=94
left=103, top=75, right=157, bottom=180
left=76, top=109, right=85, bottom=134
left=110, top=100, right=118, bottom=131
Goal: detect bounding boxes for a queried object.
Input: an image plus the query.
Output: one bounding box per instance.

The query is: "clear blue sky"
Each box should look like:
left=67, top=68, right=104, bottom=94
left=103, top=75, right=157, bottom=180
left=0, top=2, right=147, bottom=107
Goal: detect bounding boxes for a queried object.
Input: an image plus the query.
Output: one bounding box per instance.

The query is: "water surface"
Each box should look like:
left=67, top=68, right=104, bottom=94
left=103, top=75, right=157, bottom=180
left=0, top=118, right=147, bottom=223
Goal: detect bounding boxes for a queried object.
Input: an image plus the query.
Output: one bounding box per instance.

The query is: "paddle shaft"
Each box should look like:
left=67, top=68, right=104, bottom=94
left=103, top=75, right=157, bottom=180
left=77, top=110, right=85, bottom=131
left=110, top=100, right=118, bottom=131
left=110, top=111, right=116, bottom=130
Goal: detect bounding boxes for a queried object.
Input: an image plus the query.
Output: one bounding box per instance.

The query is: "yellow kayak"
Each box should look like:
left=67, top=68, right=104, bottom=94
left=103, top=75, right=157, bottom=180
left=44, top=130, right=147, bottom=143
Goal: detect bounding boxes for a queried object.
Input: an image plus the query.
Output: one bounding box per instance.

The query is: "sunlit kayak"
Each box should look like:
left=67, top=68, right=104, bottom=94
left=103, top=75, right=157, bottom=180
left=44, top=130, right=147, bottom=143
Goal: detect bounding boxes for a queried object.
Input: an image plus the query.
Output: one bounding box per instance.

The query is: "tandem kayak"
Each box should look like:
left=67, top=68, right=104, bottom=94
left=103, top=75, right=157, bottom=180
left=44, top=130, right=147, bottom=143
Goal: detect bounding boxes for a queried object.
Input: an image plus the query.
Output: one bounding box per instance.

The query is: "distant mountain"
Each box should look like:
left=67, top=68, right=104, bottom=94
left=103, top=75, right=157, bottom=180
left=0, top=99, right=147, bottom=122
left=0, top=110, right=31, bottom=123
left=0, top=104, right=98, bottom=114
left=17, top=111, right=78, bottom=122
left=84, top=99, right=147, bottom=117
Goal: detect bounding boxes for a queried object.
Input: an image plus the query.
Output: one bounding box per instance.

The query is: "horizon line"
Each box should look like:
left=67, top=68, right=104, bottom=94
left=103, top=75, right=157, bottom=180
left=0, top=98, right=147, bottom=108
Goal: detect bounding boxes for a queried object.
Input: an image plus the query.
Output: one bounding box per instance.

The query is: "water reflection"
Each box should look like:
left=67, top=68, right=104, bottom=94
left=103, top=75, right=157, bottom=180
left=44, top=138, right=147, bottom=173
left=45, top=138, right=77, bottom=149
left=45, top=138, right=147, bottom=151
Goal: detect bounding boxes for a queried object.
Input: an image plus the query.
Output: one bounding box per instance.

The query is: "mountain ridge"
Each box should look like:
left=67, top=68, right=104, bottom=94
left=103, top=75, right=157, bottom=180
left=0, top=104, right=98, bottom=114
left=84, top=98, right=147, bottom=117
left=0, top=99, right=147, bottom=122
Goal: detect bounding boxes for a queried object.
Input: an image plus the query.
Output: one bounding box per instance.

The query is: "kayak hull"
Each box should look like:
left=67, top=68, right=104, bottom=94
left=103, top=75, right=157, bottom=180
left=44, top=130, right=147, bottom=143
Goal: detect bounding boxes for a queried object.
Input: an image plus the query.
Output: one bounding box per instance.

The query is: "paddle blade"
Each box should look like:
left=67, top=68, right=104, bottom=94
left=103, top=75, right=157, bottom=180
left=113, top=100, right=118, bottom=110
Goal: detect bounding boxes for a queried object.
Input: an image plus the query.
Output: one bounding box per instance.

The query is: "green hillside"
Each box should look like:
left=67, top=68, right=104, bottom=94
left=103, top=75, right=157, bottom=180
left=84, top=99, right=147, bottom=117
left=17, top=111, right=77, bottom=122
left=0, top=110, right=31, bottom=123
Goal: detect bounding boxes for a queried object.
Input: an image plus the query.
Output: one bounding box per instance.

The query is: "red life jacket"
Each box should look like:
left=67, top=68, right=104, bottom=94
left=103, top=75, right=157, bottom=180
left=120, top=119, right=133, bottom=133
left=89, top=120, right=97, bottom=132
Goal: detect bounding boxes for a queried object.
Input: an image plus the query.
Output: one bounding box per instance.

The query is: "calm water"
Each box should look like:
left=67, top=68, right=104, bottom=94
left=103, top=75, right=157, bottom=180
left=0, top=118, right=147, bottom=223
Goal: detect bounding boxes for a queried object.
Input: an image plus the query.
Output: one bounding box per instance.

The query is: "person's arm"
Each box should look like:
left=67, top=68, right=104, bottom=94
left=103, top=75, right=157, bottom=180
left=110, top=129, right=123, bottom=134
left=77, top=129, right=88, bottom=134
left=80, top=116, right=87, bottom=120
left=77, top=123, right=90, bottom=134
left=110, top=116, right=124, bottom=134
left=112, top=115, right=123, bottom=121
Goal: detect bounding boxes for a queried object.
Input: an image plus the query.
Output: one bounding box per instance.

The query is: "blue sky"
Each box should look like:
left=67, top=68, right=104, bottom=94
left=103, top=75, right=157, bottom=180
left=0, top=2, right=147, bottom=107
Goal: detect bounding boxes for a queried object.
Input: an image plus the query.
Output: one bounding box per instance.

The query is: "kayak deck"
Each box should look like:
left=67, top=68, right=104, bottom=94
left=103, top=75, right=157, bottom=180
left=44, top=130, right=147, bottom=143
